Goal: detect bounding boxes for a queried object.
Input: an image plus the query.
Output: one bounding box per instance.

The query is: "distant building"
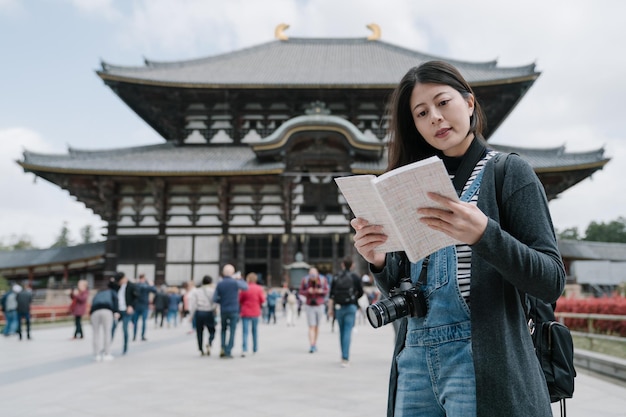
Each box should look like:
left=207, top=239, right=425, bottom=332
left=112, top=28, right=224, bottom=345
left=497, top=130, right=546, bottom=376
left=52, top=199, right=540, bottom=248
left=16, top=25, right=608, bottom=287
left=0, top=242, right=104, bottom=288
left=559, top=240, right=626, bottom=296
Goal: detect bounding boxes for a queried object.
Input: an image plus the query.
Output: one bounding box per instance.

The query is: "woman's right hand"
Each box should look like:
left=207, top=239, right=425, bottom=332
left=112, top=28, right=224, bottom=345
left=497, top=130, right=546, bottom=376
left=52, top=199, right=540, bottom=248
left=350, top=217, right=387, bottom=269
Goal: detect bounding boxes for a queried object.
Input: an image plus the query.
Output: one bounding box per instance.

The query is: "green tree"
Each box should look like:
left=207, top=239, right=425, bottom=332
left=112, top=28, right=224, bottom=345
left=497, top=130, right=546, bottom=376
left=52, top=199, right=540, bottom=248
left=584, top=217, right=626, bottom=243
left=0, top=275, right=9, bottom=292
left=0, top=234, right=36, bottom=251
left=557, top=227, right=581, bottom=241
left=50, top=222, right=73, bottom=248
left=80, top=225, right=94, bottom=244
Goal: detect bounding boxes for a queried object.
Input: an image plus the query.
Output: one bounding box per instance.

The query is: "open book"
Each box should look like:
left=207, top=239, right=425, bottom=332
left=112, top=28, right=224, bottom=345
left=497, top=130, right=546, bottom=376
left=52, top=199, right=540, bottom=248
left=335, top=156, right=460, bottom=263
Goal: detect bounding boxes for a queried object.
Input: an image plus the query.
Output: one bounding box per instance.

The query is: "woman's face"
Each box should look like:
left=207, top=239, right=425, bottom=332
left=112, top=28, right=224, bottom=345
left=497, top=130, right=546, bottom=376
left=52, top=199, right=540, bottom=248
left=409, top=82, right=475, bottom=157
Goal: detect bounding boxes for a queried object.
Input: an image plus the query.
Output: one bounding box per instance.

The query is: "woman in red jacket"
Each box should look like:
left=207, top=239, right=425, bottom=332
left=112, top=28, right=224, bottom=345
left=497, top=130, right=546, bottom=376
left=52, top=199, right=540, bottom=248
left=70, top=279, right=89, bottom=339
left=238, top=272, right=266, bottom=357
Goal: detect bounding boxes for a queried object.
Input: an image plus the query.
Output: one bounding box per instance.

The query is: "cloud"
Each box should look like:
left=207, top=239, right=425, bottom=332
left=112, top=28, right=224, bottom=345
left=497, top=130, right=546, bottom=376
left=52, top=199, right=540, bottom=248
left=0, top=128, right=105, bottom=248
left=66, top=0, right=121, bottom=20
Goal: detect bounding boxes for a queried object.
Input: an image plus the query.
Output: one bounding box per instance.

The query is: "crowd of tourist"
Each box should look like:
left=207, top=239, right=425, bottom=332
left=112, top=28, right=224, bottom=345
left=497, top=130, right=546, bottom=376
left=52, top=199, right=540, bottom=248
left=1, top=260, right=380, bottom=367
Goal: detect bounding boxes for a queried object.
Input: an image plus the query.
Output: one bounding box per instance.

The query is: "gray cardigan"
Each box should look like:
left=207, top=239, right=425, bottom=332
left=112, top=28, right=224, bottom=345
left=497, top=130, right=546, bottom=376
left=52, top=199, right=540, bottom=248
left=373, top=154, right=566, bottom=417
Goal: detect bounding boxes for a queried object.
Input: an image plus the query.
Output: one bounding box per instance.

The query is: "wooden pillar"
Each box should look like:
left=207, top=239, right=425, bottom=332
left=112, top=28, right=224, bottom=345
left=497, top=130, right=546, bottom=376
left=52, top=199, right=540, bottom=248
left=220, top=235, right=235, bottom=267
left=150, top=178, right=168, bottom=286
left=101, top=179, right=119, bottom=279
left=236, top=235, right=245, bottom=272
left=104, top=220, right=118, bottom=278
left=266, top=235, right=273, bottom=287
left=155, top=226, right=167, bottom=286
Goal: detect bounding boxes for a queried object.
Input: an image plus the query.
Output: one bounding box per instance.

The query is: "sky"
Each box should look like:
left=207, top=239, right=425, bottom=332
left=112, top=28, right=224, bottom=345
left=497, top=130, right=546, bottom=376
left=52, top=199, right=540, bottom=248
left=1, top=0, right=625, bottom=248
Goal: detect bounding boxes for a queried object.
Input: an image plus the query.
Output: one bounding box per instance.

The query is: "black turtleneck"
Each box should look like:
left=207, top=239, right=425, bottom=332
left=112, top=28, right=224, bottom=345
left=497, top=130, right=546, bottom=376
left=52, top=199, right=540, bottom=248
left=440, top=153, right=464, bottom=176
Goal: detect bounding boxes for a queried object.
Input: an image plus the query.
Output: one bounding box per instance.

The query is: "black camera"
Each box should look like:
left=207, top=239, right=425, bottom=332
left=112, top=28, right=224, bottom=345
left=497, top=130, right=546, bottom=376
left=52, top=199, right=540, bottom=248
left=366, top=278, right=427, bottom=328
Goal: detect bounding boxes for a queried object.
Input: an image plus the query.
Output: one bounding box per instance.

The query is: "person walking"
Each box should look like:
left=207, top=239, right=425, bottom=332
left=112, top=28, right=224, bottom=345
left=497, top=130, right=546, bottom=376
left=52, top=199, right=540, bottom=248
left=328, top=257, right=364, bottom=367
left=239, top=272, right=265, bottom=357
left=90, top=281, right=119, bottom=361
left=283, top=288, right=298, bottom=327
left=213, top=264, right=248, bottom=358
left=188, top=275, right=217, bottom=356
left=265, top=287, right=280, bottom=324
left=132, top=274, right=156, bottom=342
left=166, top=287, right=182, bottom=327
left=1, top=284, right=20, bottom=336
left=298, top=267, right=329, bottom=353
left=153, top=285, right=168, bottom=328
left=16, top=284, right=33, bottom=340
left=110, top=272, right=138, bottom=355
left=351, top=60, right=565, bottom=417
left=70, top=279, right=89, bottom=340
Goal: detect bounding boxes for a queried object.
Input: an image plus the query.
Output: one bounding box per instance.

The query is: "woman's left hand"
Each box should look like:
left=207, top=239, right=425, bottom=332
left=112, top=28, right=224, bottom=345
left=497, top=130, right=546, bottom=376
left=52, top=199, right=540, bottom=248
left=418, top=192, right=488, bottom=245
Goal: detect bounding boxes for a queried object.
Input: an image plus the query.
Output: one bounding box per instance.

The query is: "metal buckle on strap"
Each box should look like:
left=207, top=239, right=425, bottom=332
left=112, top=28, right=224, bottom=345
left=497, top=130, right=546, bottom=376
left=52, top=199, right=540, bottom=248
left=527, top=318, right=536, bottom=335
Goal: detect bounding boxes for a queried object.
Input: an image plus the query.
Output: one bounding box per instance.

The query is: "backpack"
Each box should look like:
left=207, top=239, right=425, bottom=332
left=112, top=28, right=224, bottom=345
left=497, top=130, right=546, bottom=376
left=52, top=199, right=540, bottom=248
left=332, top=270, right=356, bottom=305
left=91, top=289, right=113, bottom=309
left=286, top=291, right=297, bottom=305
left=4, top=292, right=17, bottom=311
left=494, top=153, right=576, bottom=406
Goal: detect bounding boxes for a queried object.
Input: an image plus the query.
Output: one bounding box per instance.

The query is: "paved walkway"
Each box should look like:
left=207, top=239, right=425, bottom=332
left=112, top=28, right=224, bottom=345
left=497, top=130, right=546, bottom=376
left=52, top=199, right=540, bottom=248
left=1, top=313, right=625, bottom=417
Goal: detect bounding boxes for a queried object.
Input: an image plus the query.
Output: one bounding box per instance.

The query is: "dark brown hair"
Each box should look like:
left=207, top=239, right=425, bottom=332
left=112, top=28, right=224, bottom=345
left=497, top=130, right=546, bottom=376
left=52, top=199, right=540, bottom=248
left=386, top=60, right=487, bottom=171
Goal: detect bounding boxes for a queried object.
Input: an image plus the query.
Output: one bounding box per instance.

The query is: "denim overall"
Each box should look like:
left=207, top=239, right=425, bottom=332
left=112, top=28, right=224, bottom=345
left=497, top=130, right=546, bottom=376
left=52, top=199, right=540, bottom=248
left=394, top=169, right=484, bottom=417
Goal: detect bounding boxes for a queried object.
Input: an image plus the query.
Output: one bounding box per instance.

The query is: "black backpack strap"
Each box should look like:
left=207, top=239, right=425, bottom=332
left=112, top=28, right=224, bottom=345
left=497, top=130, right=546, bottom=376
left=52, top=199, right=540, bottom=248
left=493, top=152, right=510, bottom=227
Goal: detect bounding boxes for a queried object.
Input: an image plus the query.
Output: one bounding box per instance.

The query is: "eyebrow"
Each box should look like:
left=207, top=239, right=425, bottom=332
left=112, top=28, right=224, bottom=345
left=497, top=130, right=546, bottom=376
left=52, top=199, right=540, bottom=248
left=412, top=91, right=449, bottom=112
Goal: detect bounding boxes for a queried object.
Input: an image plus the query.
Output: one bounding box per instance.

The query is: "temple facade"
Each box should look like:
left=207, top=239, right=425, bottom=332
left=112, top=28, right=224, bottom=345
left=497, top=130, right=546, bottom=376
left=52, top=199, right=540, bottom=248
left=18, top=25, right=609, bottom=287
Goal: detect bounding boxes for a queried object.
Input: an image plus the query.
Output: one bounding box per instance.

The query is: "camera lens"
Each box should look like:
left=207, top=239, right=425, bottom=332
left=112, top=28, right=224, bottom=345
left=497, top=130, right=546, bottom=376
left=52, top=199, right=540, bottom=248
left=366, top=295, right=411, bottom=328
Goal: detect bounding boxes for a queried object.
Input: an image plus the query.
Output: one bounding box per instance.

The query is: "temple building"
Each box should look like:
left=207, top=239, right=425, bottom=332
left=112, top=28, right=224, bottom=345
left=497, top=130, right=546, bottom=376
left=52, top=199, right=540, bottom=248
left=17, top=25, right=609, bottom=287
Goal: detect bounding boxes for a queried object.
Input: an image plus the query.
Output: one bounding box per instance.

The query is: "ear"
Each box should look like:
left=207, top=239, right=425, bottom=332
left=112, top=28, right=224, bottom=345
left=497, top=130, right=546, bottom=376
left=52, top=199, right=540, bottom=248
left=466, top=94, right=475, bottom=116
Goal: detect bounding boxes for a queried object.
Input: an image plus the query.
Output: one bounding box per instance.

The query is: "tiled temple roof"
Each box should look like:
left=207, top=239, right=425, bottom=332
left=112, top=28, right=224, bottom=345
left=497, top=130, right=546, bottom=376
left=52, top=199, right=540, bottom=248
left=19, top=142, right=607, bottom=176
left=98, top=38, right=538, bottom=88
left=0, top=242, right=105, bottom=270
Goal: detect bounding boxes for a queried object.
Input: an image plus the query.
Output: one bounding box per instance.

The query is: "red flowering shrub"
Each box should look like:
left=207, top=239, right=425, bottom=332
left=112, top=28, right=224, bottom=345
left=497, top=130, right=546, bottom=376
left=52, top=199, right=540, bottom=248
left=556, top=296, right=626, bottom=337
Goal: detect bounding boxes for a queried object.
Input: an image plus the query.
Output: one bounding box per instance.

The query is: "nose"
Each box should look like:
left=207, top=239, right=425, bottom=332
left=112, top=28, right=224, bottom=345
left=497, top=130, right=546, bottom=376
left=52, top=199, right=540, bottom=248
left=430, top=108, right=443, bottom=124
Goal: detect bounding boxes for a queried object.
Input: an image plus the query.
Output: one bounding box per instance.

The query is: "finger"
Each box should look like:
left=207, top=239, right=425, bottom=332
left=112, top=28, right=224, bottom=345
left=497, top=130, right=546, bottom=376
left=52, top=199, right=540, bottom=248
left=426, top=192, right=455, bottom=205
left=351, top=217, right=372, bottom=230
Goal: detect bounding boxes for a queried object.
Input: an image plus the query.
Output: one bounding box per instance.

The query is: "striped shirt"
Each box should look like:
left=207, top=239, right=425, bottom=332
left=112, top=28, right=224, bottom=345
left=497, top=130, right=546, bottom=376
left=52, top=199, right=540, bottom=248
left=451, top=150, right=496, bottom=305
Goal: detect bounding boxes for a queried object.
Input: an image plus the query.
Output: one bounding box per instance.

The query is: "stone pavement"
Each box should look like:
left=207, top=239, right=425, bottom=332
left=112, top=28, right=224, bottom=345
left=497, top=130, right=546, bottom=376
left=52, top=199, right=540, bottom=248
left=1, top=313, right=625, bottom=417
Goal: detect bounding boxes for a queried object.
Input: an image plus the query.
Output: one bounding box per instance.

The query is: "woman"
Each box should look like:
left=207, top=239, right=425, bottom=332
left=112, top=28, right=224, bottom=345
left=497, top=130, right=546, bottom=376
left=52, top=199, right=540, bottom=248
left=89, top=280, right=119, bottom=361
left=70, top=279, right=89, bottom=339
left=351, top=61, right=565, bottom=417
left=189, top=275, right=217, bottom=356
left=239, top=272, right=265, bottom=357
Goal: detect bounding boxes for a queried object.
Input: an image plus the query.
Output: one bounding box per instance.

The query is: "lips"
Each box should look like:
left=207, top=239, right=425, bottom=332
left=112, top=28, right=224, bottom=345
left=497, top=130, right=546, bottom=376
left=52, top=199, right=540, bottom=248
left=435, top=127, right=451, bottom=138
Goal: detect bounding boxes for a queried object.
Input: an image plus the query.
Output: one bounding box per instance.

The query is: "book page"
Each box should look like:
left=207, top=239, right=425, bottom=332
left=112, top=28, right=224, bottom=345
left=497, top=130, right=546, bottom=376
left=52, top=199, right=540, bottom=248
left=334, top=175, right=404, bottom=253
left=372, top=156, right=460, bottom=262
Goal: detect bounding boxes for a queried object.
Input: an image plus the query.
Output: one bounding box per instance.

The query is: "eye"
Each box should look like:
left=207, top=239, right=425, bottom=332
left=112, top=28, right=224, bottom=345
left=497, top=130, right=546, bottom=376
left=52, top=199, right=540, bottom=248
left=414, top=110, right=427, bottom=118
left=439, top=99, right=450, bottom=107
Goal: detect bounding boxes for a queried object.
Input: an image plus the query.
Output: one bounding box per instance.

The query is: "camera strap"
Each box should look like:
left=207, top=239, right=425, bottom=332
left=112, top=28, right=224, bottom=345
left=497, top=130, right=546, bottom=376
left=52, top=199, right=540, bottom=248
left=417, top=256, right=429, bottom=287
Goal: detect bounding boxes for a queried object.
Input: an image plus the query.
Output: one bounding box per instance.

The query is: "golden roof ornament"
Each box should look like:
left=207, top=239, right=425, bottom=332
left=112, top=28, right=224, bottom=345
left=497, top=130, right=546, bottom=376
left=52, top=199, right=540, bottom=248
left=275, top=23, right=290, bottom=41
left=367, top=23, right=381, bottom=41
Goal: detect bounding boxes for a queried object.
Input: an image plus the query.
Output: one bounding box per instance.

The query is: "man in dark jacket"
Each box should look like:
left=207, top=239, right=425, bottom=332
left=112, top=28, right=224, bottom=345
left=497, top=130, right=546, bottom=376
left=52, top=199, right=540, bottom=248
left=132, top=274, right=156, bottom=341
left=328, top=257, right=364, bottom=367
left=110, top=272, right=138, bottom=354
left=213, top=264, right=248, bottom=358
left=16, top=284, right=33, bottom=340
left=153, top=285, right=169, bottom=328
